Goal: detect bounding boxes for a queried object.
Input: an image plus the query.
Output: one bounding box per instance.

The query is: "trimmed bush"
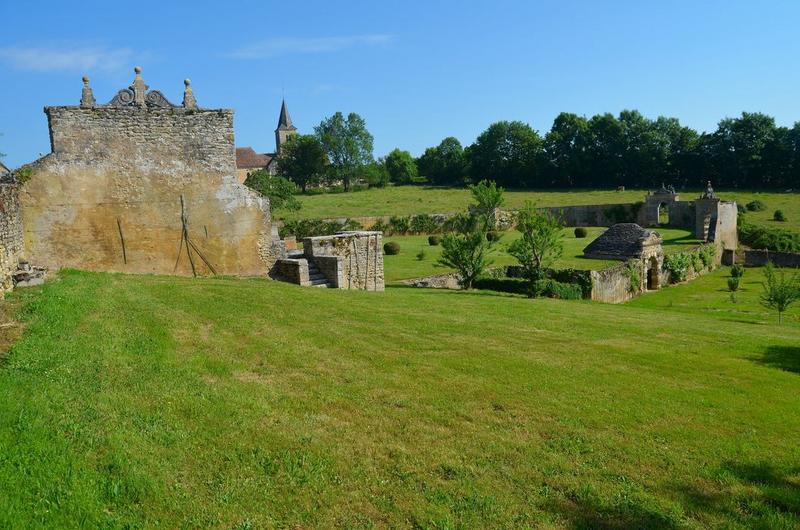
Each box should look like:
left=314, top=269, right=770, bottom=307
left=574, top=227, right=588, bottom=238
left=428, top=235, right=441, bottom=246
left=731, top=264, right=745, bottom=278
left=746, top=200, right=766, bottom=212
left=486, top=231, right=501, bottom=242
left=774, top=210, right=787, bottom=222
left=727, top=276, right=740, bottom=292
left=383, top=242, right=401, bottom=255
left=473, top=277, right=529, bottom=295
left=534, top=279, right=583, bottom=300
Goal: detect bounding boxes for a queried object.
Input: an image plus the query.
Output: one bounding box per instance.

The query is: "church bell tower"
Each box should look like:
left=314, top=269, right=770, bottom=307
left=275, top=99, right=297, bottom=155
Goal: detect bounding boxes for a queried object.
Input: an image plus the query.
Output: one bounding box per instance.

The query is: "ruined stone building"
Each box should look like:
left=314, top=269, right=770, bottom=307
left=12, top=68, right=284, bottom=278
left=0, top=68, right=381, bottom=294
left=235, top=99, right=297, bottom=183
left=583, top=223, right=664, bottom=293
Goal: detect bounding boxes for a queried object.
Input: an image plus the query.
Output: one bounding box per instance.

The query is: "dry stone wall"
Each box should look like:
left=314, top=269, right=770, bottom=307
left=0, top=183, right=23, bottom=293
left=20, top=71, right=281, bottom=276
left=303, top=231, right=384, bottom=291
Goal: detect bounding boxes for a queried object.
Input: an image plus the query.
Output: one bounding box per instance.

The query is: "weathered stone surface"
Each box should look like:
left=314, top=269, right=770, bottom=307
left=0, top=183, right=23, bottom=293
left=19, top=78, right=280, bottom=276
left=302, top=231, right=384, bottom=291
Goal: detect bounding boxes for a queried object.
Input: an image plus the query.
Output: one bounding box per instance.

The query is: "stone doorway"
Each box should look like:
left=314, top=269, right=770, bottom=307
left=646, top=256, right=660, bottom=290
left=658, top=203, right=669, bottom=225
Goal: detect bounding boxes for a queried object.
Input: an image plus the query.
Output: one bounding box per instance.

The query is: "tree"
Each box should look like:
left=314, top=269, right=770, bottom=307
left=243, top=170, right=301, bottom=213
left=417, top=137, right=467, bottom=186
left=384, top=148, right=418, bottom=185
left=359, top=160, right=390, bottom=188
left=437, top=214, right=492, bottom=290
left=467, top=121, right=543, bottom=188
left=469, top=179, right=505, bottom=229
left=508, top=203, right=564, bottom=296
left=314, top=112, right=374, bottom=191
left=543, top=113, right=590, bottom=187
left=760, top=263, right=800, bottom=324
left=276, top=135, right=326, bottom=193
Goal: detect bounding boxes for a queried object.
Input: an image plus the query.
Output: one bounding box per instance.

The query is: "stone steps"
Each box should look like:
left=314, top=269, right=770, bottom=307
left=307, top=260, right=331, bottom=288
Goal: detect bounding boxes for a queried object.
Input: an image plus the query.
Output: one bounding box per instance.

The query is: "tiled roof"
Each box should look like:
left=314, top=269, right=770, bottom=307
left=236, top=147, right=274, bottom=169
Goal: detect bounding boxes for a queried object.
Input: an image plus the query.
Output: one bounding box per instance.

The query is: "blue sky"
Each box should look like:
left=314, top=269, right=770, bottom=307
left=1, top=0, right=798, bottom=168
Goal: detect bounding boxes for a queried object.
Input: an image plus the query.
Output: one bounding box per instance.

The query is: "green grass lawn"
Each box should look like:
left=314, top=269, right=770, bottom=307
left=1, top=270, right=799, bottom=528
left=383, top=227, right=699, bottom=282
left=629, top=266, right=800, bottom=326
left=280, top=187, right=800, bottom=234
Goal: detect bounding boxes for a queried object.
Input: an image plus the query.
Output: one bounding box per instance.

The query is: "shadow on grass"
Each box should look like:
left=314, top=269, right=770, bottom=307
left=544, top=495, right=679, bottom=529
left=671, top=461, right=800, bottom=526
left=752, top=345, right=800, bottom=374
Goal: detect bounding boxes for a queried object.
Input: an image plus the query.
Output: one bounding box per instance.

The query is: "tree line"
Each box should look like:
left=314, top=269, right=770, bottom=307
left=413, top=111, right=800, bottom=190
left=255, top=110, right=800, bottom=199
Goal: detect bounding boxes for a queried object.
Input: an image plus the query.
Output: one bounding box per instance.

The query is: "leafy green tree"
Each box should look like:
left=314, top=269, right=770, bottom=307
left=384, top=148, right=418, bottom=185
left=244, top=170, right=301, bottom=212
left=469, top=179, right=505, bottom=229
left=314, top=112, right=374, bottom=191
left=359, top=160, right=390, bottom=188
left=508, top=203, right=564, bottom=296
left=437, top=213, right=492, bottom=290
left=760, top=263, right=800, bottom=324
left=585, top=113, right=625, bottom=188
left=467, top=121, right=543, bottom=188
left=543, top=112, right=590, bottom=187
left=276, top=134, right=326, bottom=193
left=417, top=137, right=467, bottom=186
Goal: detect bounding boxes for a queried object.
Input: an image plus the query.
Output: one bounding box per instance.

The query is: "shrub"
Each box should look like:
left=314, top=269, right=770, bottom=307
left=574, top=227, right=588, bottom=238
left=280, top=218, right=351, bottom=239
left=428, top=235, right=441, bottom=246
left=549, top=269, right=592, bottom=298
left=746, top=200, right=767, bottom=212
left=486, top=230, right=501, bottom=242
left=760, top=263, right=800, bottom=324
left=383, top=242, right=401, bottom=255
left=727, top=276, right=741, bottom=303
left=534, top=279, right=583, bottom=300
left=438, top=223, right=493, bottom=289
left=625, top=261, right=641, bottom=293
left=371, top=219, right=389, bottom=234
left=698, top=245, right=716, bottom=270
left=739, top=223, right=800, bottom=252
left=473, top=277, right=528, bottom=295
left=388, top=216, right=411, bottom=235
left=731, top=264, right=745, bottom=278
left=416, top=248, right=426, bottom=261
left=774, top=210, right=787, bottom=222
left=410, top=213, right=439, bottom=234
left=663, top=252, right=693, bottom=283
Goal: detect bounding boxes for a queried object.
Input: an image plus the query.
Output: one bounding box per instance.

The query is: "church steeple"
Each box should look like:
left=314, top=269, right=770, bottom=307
left=275, top=99, right=297, bottom=155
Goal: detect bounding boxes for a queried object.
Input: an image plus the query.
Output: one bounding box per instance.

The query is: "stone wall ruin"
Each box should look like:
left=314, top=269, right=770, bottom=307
left=19, top=68, right=282, bottom=276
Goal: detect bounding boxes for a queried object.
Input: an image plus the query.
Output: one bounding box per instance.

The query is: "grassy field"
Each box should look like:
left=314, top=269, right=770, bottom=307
left=280, top=186, right=800, bottom=233
left=1, top=270, right=799, bottom=528
left=383, top=227, right=700, bottom=282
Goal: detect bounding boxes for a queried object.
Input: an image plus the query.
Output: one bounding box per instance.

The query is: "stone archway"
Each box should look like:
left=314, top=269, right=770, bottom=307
left=646, top=256, right=660, bottom=290
left=658, top=202, right=669, bottom=225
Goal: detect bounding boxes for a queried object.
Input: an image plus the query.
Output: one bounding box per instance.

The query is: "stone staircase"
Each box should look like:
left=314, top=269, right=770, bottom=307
left=307, top=259, right=332, bottom=288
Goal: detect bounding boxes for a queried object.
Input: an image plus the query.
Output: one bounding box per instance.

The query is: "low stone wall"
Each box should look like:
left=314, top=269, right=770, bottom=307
left=274, top=258, right=309, bottom=286
left=590, top=262, right=638, bottom=304
left=399, top=272, right=461, bottom=289
left=744, top=249, right=800, bottom=268
left=303, top=231, right=384, bottom=291
left=0, top=182, right=23, bottom=293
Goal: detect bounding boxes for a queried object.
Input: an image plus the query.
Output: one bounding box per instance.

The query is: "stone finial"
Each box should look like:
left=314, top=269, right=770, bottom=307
left=182, top=78, right=197, bottom=110
left=80, top=75, right=96, bottom=108
left=131, top=66, right=148, bottom=107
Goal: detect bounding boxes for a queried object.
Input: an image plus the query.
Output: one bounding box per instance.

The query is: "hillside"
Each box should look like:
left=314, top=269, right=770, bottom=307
left=0, top=270, right=798, bottom=528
